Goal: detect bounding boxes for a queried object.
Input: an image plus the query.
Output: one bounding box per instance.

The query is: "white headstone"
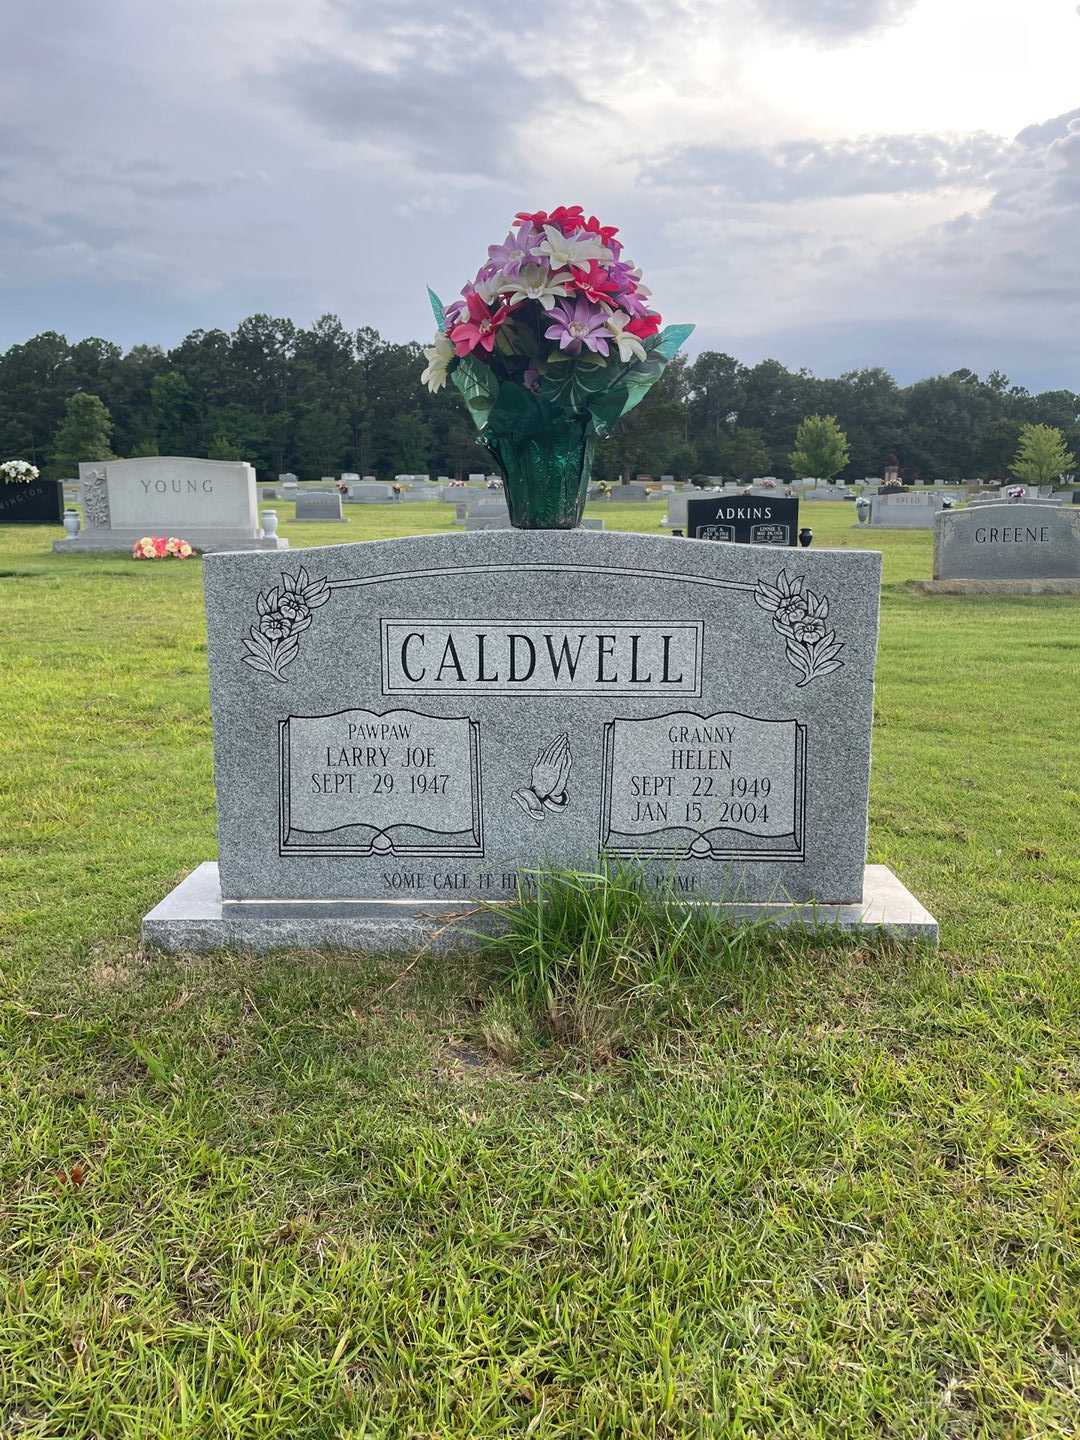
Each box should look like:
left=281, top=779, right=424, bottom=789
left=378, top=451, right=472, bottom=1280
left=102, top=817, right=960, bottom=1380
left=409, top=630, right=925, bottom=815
left=55, top=457, right=286, bottom=553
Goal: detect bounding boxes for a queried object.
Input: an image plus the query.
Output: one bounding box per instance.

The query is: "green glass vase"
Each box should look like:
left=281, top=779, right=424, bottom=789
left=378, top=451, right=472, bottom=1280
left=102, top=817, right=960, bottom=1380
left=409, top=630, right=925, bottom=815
left=485, top=417, right=595, bottom=530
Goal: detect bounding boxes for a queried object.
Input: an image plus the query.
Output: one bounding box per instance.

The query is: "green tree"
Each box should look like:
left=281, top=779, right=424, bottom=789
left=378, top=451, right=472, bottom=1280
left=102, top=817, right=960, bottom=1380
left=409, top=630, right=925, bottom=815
left=151, top=371, right=197, bottom=455
left=1010, top=423, right=1077, bottom=487
left=208, top=433, right=245, bottom=460
left=390, top=410, right=432, bottom=474
left=51, top=392, right=114, bottom=472
left=789, top=414, right=850, bottom=481
left=718, top=427, right=769, bottom=481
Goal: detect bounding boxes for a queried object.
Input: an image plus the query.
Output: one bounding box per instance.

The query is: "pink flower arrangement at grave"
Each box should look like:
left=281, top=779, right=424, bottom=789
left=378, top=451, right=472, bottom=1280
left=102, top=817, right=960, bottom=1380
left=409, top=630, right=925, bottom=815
left=1006, top=485, right=1026, bottom=498
left=420, top=207, right=693, bottom=532
left=132, top=535, right=196, bottom=559
left=421, top=206, right=686, bottom=399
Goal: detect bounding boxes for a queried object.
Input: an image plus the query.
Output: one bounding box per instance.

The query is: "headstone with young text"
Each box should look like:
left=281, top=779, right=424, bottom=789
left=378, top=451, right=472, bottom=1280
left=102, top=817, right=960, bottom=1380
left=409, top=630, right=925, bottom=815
left=54, top=457, right=286, bottom=552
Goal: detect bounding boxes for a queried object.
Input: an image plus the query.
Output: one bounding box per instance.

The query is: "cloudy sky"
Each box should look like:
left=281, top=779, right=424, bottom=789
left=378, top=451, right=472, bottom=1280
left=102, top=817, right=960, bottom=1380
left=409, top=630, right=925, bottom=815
left=2, top=0, right=1079, bottom=387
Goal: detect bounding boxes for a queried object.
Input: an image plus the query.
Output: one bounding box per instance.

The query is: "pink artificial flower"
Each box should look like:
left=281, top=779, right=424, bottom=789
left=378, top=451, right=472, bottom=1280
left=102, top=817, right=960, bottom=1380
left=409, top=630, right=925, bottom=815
left=579, top=215, right=620, bottom=247
left=626, top=313, right=662, bottom=341
left=569, top=260, right=621, bottom=305
left=514, top=205, right=585, bottom=234
left=449, top=292, right=512, bottom=357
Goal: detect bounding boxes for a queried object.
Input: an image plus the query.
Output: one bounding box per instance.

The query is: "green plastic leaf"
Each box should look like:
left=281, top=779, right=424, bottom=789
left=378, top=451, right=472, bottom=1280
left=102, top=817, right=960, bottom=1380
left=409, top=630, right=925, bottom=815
left=451, top=355, right=500, bottom=428
left=486, top=380, right=543, bottom=436
left=647, top=323, right=695, bottom=362
left=427, top=287, right=447, bottom=332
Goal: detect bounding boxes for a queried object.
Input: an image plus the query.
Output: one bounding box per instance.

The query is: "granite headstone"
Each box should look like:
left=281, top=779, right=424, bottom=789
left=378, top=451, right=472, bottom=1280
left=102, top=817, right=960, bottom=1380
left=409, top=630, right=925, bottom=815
left=294, top=491, right=346, bottom=523
left=868, top=493, right=948, bottom=528
left=0, top=478, right=64, bottom=526
left=205, top=530, right=880, bottom=905
left=144, top=531, right=941, bottom=947
left=934, top=503, right=1080, bottom=580
left=686, top=495, right=799, bottom=546
left=54, top=457, right=286, bottom=552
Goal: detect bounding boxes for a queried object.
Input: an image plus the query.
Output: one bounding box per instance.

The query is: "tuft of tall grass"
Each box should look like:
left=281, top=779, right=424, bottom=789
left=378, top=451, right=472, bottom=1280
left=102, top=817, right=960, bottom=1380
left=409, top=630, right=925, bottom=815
left=477, top=866, right=766, bottom=1060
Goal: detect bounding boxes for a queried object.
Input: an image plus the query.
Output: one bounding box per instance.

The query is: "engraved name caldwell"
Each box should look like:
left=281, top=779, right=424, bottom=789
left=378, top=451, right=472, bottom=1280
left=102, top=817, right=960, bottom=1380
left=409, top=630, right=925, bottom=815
left=381, top=622, right=702, bottom=695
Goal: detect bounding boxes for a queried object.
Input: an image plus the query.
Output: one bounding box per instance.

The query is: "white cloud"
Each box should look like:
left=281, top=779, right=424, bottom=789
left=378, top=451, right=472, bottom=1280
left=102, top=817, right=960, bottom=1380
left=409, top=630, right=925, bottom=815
left=0, top=0, right=1077, bottom=389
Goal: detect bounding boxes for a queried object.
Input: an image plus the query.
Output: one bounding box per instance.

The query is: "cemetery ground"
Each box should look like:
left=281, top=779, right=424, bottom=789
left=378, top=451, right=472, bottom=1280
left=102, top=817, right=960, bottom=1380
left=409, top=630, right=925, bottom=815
left=2, top=500, right=1078, bottom=1438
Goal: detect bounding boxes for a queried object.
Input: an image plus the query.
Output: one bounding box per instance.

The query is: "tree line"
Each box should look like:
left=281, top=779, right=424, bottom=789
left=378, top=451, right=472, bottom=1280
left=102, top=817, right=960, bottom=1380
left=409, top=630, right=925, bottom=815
left=2, top=315, right=1078, bottom=482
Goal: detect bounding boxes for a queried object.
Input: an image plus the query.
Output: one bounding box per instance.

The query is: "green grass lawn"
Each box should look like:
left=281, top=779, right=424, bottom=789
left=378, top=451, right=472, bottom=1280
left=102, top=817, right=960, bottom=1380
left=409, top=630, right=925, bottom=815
left=1, top=499, right=1078, bottom=1437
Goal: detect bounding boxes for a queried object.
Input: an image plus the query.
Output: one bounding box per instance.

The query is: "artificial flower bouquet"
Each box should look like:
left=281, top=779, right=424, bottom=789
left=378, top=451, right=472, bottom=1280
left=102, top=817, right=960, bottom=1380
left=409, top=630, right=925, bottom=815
left=1005, top=485, right=1026, bottom=498
left=422, top=205, right=693, bottom=528
left=132, top=535, right=196, bottom=559
left=0, top=459, right=40, bottom=484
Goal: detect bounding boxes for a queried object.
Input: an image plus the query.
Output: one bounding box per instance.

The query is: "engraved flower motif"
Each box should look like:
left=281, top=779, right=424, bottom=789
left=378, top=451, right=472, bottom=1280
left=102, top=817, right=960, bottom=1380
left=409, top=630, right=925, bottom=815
left=753, top=568, right=845, bottom=688
left=276, top=594, right=311, bottom=626
left=792, top=618, right=826, bottom=643
left=774, top=594, right=809, bottom=627
left=259, top=613, right=293, bottom=641
left=243, top=566, right=332, bottom=682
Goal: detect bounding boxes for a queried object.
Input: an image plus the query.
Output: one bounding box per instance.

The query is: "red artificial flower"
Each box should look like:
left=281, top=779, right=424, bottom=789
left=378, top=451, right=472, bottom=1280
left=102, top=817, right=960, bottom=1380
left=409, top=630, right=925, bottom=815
left=153, top=536, right=168, bottom=557
left=580, top=215, right=620, bottom=246
left=449, top=292, right=512, bottom=357
left=514, top=204, right=585, bottom=233
left=626, top=313, right=662, bottom=340
left=569, top=260, right=621, bottom=305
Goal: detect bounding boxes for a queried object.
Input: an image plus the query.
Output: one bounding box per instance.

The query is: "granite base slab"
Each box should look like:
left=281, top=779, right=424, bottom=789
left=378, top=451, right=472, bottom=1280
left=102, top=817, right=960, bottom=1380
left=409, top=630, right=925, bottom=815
left=142, top=862, right=938, bottom=952
left=912, top=579, right=1080, bottom=595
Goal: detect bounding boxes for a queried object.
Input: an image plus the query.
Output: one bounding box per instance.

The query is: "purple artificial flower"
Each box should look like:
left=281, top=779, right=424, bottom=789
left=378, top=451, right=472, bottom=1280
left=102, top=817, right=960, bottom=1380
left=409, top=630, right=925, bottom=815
left=544, top=295, right=611, bottom=356
left=443, top=297, right=467, bottom=325
left=618, top=286, right=653, bottom=319
left=487, top=223, right=543, bottom=278
left=606, top=260, right=637, bottom=293
left=523, top=365, right=541, bottom=392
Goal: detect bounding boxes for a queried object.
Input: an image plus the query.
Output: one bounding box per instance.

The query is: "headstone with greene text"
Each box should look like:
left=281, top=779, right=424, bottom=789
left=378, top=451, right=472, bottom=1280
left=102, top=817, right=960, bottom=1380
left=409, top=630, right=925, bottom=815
left=934, top=503, right=1080, bottom=580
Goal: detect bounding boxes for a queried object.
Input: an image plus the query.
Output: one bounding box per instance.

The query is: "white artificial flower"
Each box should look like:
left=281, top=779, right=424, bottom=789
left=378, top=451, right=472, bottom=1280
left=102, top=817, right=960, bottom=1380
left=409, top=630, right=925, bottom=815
left=470, top=273, right=504, bottom=306
left=0, top=458, right=40, bottom=483
left=421, top=332, right=454, bottom=393
left=604, top=310, right=647, bottom=364
left=498, top=263, right=574, bottom=311
left=536, top=223, right=610, bottom=271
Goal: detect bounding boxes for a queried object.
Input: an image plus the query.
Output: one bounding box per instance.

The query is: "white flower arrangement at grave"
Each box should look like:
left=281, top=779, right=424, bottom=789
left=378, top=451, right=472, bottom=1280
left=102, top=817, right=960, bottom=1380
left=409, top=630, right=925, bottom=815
left=0, top=460, right=41, bottom=484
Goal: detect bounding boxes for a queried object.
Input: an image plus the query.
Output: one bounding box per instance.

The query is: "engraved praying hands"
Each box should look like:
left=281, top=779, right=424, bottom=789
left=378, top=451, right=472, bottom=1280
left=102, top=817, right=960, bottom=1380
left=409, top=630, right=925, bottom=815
left=512, top=732, right=573, bottom=821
